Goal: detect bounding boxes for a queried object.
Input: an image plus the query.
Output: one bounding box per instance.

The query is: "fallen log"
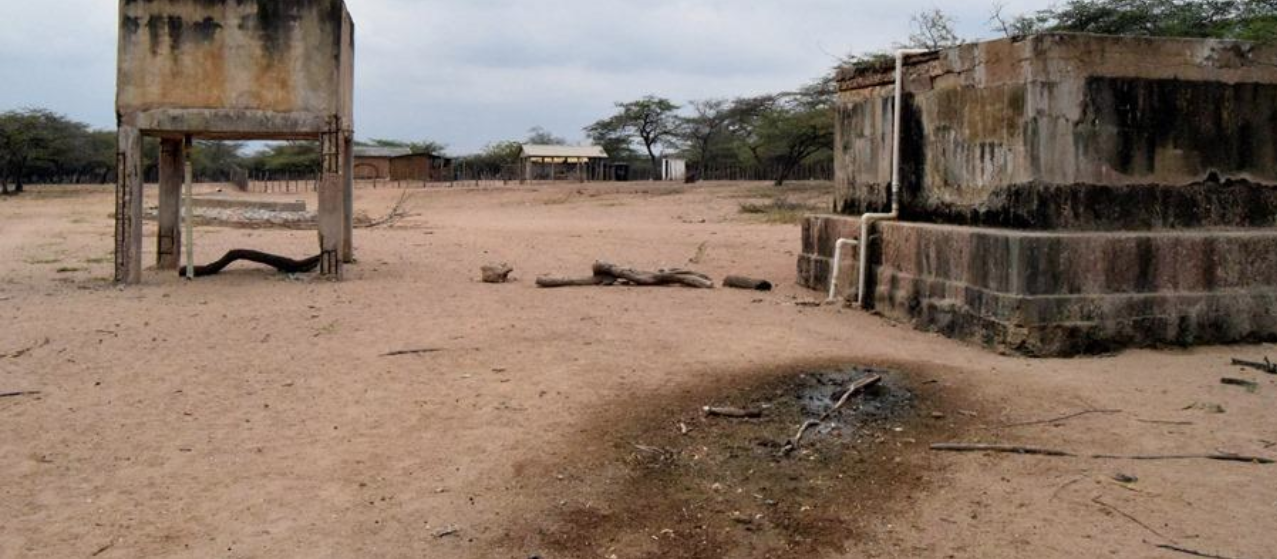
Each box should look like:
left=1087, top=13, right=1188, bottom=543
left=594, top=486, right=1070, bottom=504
left=536, top=276, right=615, bottom=288
left=723, top=276, right=773, bottom=291
left=181, top=250, right=321, bottom=278
left=594, top=262, right=714, bottom=289
left=536, top=261, right=713, bottom=289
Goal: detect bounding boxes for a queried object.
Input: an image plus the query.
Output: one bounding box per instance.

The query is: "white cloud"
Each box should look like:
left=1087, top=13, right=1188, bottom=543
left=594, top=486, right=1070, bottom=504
left=0, top=0, right=1053, bottom=153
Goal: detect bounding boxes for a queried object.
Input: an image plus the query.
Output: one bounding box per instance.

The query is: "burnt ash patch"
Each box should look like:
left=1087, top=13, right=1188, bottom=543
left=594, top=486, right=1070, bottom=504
left=505, top=365, right=969, bottom=559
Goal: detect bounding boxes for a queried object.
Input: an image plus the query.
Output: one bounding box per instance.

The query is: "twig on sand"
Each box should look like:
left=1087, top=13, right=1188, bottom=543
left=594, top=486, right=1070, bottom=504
left=360, top=190, right=414, bottom=229
left=1155, top=543, right=1249, bottom=559
left=1091, top=453, right=1274, bottom=465
left=1, top=338, right=50, bottom=360
left=1091, top=496, right=1169, bottom=540
left=703, top=406, right=763, bottom=419
left=820, top=375, right=883, bottom=421
left=993, top=408, right=1123, bottom=429
left=931, top=443, right=1274, bottom=464
left=780, top=420, right=824, bottom=456
left=1137, top=418, right=1195, bottom=426
left=930, top=443, right=1075, bottom=457
left=0, top=391, right=41, bottom=399
left=1231, top=357, right=1277, bottom=375
left=538, top=261, right=715, bottom=289
left=381, top=348, right=445, bottom=357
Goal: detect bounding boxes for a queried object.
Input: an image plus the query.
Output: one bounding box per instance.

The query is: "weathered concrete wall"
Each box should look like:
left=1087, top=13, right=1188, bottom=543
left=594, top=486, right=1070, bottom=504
left=117, top=0, right=354, bottom=138
left=798, top=214, right=1277, bottom=356
left=872, top=221, right=1277, bottom=356
left=835, top=33, right=1277, bottom=230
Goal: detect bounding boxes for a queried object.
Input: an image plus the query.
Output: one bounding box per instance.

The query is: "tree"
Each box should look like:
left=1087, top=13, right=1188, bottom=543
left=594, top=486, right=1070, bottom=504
left=586, top=96, right=681, bottom=178
left=994, top=0, right=1277, bottom=43
left=677, top=99, right=733, bottom=180
left=458, top=140, right=523, bottom=177
left=908, top=8, right=963, bottom=50
left=362, top=138, right=448, bottom=156
left=0, top=108, right=87, bottom=194
left=754, top=82, right=836, bottom=186
left=190, top=141, right=246, bottom=182
left=526, top=126, right=567, bottom=146
left=724, top=95, right=781, bottom=169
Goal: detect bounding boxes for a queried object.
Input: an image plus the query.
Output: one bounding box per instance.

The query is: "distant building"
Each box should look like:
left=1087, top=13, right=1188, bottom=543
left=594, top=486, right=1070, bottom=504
left=662, top=158, right=687, bottom=182
left=390, top=152, right=454, bottom=182
left=353, top=146, right=411, bottom=180
left=519, top=144, right=609, bottom=182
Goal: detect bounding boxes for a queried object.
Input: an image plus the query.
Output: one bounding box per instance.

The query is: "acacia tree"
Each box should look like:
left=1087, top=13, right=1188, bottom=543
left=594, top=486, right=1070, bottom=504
left=677, top=99, right=733, bottom=180
left=0, top=109, right=89, bottom=194
left=992, top=0, right=1277, bottom=42
left=526, top=126, right=567, bottom=146
left=586, top=96, right=681, bottom=178
left=909, top=8, right=963, bottom=50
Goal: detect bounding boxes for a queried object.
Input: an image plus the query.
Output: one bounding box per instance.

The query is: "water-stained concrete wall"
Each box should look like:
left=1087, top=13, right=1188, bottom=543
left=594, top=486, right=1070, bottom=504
left=835, top=33, right=1277, bottom=230
left=117, top=0, right=354, bottom=138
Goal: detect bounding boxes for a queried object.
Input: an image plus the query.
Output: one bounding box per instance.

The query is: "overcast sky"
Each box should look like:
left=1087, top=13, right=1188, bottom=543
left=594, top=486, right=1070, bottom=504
left=0, top=0, right=1052, bottom=154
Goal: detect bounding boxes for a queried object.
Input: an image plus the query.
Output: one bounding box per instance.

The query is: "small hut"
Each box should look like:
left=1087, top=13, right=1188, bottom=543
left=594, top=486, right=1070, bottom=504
left=353, top=146, right=411, bottom=180
left=519, top=145, right=608, bottom=183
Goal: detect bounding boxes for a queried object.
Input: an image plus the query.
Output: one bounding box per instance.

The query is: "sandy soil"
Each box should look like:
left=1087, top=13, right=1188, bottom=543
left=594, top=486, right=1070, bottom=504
left=0, top=181, right=1274, bottom=559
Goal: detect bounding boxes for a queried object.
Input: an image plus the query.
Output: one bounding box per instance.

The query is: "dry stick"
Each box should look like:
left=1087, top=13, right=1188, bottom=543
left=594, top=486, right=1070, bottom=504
left=535, top=276, right=615, bottom=288
left=931, top=444, right=1273, bottom=464
left=930, top=443, right=1076, bottom=457
left=182, top=250, right=321, bottom=278
left=0, top=338, right=49, bottom=360
left=994, top=408, right=1122, bottom=429
left=1155, top=543, right=1247, bottom=559
left=382, top=348, right=445, bottom=358
left=1091, top=496, right=1170, bottom=540
left=1092, top=453, right=1275, bottom=465
left=0, top=391, right=40, bottom=399
left=820, top=375, right=883, bottom=421
left=360, top=189, right=413, bottom=229
left=1231, top=357, right=1277, bottom=375
left=1137, top=418, right=1195, bottom=426
left=703, top=406, right=763, bottom=419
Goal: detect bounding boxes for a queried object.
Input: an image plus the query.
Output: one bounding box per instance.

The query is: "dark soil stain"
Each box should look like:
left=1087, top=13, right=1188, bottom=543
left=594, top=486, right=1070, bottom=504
left=501, top=362, right=975, bottom=559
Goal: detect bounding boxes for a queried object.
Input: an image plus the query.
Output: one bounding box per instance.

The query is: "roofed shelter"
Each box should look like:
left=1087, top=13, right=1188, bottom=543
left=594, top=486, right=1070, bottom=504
left=353, top=146, right=411, bottom=180
left=115, top=0, right=356, bottom=283
left=519, top=145, right=608, bottom=183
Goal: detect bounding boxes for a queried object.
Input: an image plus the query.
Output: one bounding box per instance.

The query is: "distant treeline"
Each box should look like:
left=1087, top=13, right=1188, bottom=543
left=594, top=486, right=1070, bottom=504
left=3, top=0, right=1271, bottom=194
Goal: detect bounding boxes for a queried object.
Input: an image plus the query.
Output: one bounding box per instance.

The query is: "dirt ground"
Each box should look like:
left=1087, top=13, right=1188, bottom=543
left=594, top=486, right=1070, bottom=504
left=1, top=181, right=1274, bottom=559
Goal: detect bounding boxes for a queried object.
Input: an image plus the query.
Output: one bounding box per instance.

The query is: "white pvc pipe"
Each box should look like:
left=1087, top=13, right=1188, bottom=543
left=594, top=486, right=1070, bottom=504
left=857, top=49, right=929, bottom=308
left=827, top=238, right=859, bottom=303
left=183, top=136, right=194, bottom=280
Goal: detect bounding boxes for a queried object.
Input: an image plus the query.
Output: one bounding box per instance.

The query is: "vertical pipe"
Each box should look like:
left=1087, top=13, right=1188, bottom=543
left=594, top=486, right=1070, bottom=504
left=183, top=136, right=195, bottom=280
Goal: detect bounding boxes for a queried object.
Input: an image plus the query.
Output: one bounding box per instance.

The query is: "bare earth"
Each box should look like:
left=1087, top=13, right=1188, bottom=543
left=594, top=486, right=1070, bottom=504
left=1, top=182, right=1274, bottom=559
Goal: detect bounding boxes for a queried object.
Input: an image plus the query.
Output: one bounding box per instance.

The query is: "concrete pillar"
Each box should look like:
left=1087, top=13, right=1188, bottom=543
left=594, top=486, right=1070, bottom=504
left=342, top=134, right=355, bottom=263
left=157, top=138, right=184, bottom=270
left=318, top=127, right=346, bottom=278
left=114, top=126, right=144, bottom=284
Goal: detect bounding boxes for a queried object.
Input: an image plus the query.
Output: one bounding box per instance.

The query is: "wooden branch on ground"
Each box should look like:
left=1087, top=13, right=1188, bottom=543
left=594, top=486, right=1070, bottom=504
left=930, top=443, right=1076, bottom=457
left=820, top=375, right=883, bottom=421
left=703, top=406, right=763, bottom=419
left=1091, top=453, right=1275, bottom=465
left=359, top=190, right=413, bottom=229
left=1091, top=496, right=1168, bottom=540
left=931, top=444, right=1273, bottom=464
left=0, top=338, right=49, bottom=360
left=535, top=276, right=616, bottom=288
left=0, top=391, right=40, bottom=399
left=1231, top=357, right=1277, bottom=375
left=182, top=250, right=321, bottom=278
left=382, top=348, right=445, bottom=357
left=723, top=276, right=773, bottom=291
left=994, top=408, right=1123, bottom=429
left=1156, top=543, right=1247, bottom=559
left=780, top=419, right=824, bottom=456
left=1221, top=378, right=1259, bottom=390
left=536, top=261, right=714, bottom=289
